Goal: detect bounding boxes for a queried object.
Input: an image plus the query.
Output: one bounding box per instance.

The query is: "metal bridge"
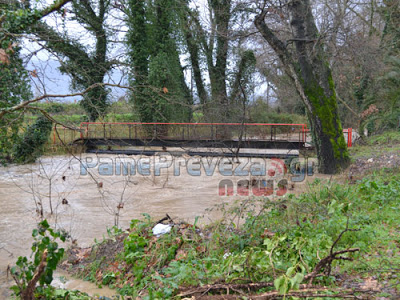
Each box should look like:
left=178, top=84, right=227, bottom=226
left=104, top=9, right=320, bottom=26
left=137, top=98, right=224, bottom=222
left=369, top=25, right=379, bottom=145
left=53, top=122, right=353, bottom=159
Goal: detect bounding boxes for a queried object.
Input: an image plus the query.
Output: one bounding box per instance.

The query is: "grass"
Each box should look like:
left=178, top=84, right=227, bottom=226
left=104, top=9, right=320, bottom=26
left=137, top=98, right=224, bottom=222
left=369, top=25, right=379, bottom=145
left=61, top=165, right=400, bottom=299
left=349, top=130, right=400, bottom=160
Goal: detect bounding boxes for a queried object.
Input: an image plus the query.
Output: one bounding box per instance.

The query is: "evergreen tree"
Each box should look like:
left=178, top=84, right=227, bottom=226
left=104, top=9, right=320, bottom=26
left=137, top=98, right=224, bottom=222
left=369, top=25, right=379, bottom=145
left=0, top=0, right=70, bottom=163
left=127, top=0, right=192, bottom=123
left=0, top=1, right=34, bottom=163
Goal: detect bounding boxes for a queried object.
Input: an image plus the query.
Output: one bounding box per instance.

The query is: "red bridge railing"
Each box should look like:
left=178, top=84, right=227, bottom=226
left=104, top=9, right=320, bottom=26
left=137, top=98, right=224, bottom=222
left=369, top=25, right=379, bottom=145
left=51, top=122, right=353, bottom=148
left=304, top=128, right=353, bottom=148
left=78, top=122, right=308, bottom=143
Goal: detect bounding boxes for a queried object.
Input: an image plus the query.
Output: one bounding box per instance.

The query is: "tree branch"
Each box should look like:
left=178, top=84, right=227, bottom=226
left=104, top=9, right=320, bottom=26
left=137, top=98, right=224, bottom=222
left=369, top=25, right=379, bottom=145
left=40, top=0, right=71, bottom=19
left=26, top=107, right=83, bottom=131
left=20, top=250, right=48, bottom=300
left=0, top=83, right=134, bottom=120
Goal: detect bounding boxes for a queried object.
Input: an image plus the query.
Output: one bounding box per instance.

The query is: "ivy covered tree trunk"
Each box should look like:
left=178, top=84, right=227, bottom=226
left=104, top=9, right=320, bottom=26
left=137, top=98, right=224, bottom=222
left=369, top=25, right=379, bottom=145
left=179, top=0, right=258, bottom=127
left=0, top=33, right=32, bottom=163
left=127, top=0, right=152, bottom=123
left=209, top=0, right=231, bottom=123
left=180, top=11, right=209, bottom=106
left=255, top=0, right=350, bottom=174
left=127, top=0, right=192, bottom=124
left=381, top=0, right=400, bottom=56
left=0, top=0, right=70, bottom=163
left=32, top=0, right=111, bottom=121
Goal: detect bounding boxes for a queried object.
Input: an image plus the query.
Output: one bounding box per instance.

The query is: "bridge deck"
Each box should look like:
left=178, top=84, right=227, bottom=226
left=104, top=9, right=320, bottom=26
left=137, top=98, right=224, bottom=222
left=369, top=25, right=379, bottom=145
left=75, top=137, right=306, bottom=150
left=86, top=148, right=300, bottom=159
left=55, top=123, right=352, bottom=158
left=68, top=122, right=311, bottom=158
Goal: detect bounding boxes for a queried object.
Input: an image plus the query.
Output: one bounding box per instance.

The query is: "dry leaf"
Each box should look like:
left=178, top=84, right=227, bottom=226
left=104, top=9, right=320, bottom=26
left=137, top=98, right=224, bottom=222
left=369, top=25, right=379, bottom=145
left=7, top=43, right=16, bottom=54
left=162, top=87, right=168, bottom=94
left=30, top=69, right=38, bottom=78
left=0, top=49, right=10, bottom=65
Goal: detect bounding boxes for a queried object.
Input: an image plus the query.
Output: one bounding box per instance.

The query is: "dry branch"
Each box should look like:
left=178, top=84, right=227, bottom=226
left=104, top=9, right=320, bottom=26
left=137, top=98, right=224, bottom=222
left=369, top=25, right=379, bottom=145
left=0, top=83, right=134, bottom=120
left=20, top=249, right=48, bottom=300
left=180, top=286, right=371, bottom=299
left=178, top=282, right=274, bottom=298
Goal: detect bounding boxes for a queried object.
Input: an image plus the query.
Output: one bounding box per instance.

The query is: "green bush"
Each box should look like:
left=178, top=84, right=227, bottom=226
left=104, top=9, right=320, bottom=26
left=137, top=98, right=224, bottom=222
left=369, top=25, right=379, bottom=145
left=13, top=115, right=53, bottom=163
left=10, top=220, right=68, bottom=299
left=248, top=100, right=307, bottom=125
left=104, top=113, right=139, bottom=122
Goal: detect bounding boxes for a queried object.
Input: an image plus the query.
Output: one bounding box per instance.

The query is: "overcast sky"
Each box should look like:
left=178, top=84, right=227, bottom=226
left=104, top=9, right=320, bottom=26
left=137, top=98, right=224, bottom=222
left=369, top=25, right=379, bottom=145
left=21, top=0, right=270, bottom=103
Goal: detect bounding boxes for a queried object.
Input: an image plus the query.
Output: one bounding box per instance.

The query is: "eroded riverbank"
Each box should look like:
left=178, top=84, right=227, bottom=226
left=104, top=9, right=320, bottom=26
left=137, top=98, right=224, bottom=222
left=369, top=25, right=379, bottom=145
left=1, top=152, right=309, bottom=298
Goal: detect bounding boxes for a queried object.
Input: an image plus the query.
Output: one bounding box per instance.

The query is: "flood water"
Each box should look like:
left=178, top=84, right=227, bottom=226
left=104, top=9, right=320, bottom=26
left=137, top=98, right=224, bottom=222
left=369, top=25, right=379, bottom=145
left=0, top=152, right=309, bottom=298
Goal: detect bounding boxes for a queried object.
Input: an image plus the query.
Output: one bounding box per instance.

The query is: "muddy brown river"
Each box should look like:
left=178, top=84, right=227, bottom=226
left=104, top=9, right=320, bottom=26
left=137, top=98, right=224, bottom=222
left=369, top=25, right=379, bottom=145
left=0, top=152, right=312, bottom=298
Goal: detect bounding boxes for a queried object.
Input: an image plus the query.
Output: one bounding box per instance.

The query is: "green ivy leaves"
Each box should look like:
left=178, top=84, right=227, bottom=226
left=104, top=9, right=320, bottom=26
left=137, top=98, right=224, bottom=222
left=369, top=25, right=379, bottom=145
left=10, top=220, right=68, bottom=296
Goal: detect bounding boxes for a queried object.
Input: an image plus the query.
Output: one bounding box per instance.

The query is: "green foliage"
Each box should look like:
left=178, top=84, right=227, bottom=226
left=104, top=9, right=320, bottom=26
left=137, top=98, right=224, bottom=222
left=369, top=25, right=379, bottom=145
left=34, top=288, right=93, bottom=300
left=127, top=0, right=192, bottom=123
left=12, top=115, right=53, bottom=163
left=0, top=3, right=34, bottom=164
left=367, top=130, right=400, bottom=145
left=361, top=56, right=400, bottom=133
left=359, top=3, right=400, bottom=134
left=29, top=102, right=86, bottom=115
left=70, top=169, right=400, bottom=298
left=10, top=220, right=68, bottom=298
left=248, top=99, right=307, bottom=124
left=381, top=0, right=400, bottom=56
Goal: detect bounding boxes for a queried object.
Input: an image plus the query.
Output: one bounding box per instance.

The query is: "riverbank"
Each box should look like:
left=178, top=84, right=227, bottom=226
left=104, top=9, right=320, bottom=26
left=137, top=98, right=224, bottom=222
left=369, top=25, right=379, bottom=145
left=2, top=131, right=400, bottom=299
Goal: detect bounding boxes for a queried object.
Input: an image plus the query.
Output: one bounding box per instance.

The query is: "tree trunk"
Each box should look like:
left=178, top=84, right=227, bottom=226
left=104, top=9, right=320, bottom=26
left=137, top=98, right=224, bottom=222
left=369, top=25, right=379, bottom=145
left=255, top=0, right=350, bottom=174
left=32, top=0, right=110, bottom=121
left=209, top=0, right=231, bottom=123
left=181, top=13, right=208, bottom=106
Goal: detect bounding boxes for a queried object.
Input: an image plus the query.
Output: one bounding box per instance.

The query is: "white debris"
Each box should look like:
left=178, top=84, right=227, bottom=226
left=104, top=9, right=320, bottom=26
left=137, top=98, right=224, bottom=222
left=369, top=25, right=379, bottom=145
left=152, top=223, right=172, bottom=237
left=367, top=158, right=374, bottom=163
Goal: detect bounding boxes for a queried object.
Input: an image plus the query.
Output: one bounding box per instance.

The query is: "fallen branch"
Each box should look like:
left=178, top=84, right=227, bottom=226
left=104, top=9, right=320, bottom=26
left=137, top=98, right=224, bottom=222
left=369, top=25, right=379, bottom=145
left=178, top=282, right=274, bottom=297
left=155, top=213, right=174, bottom=225
left=180, top=286, right=372, bottom=299
left=183, top=247, right=360, bottom=297
left=178, top=244, right=360, bottom=299
left=247, top=287, right=370, bottom=299
left=20, top=249, right=48, bottom=300
left=305, top=248, right=360, bottom=286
